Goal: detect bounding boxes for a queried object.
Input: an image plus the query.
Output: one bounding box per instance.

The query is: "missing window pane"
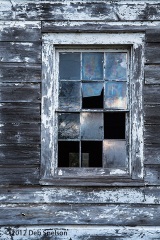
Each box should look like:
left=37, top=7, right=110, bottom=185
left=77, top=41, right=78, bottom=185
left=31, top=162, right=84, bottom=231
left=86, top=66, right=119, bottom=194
left=82, top=83, right=104, bottom=109
left=81, top=141, right=102, bottom=167
left=59, top=53, right=80, bottom=80
left=104, top=112, right=125, bottom=139
left=58, top=141, right=79, bottom=167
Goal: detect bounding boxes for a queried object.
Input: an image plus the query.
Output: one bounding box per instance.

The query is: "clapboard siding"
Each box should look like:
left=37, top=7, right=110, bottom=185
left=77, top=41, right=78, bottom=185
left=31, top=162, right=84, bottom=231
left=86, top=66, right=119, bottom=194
left=0, top=83, right=40, bottom=103
left=0, top=144, right=40, bottom=165
left=0, top=186, right=160, bottom=204
left=0, top=103, right=40, bottom=123
left=144, top=125, right=160, bottom=144
left=0, top=63, right=41, bottom=83
left=145, top=65, right=160, bottom=84
left=0, top=2, right=160, bottom=21
left=0, top=203, right=160, bottom=225
left=0, top=42, right=41, bottom=63
left=144, top=105, right=160, bottom=124
left=145, top=166, right=160, bottom=185
left=0, top=21, right=41, bottom=41
left=146, top=43, right=160, bottom=64
left=144, top=85, right=160, bottom=104
left=145, top=145, right=160, bottom=164
left=0, top=167, right=39, bottom=185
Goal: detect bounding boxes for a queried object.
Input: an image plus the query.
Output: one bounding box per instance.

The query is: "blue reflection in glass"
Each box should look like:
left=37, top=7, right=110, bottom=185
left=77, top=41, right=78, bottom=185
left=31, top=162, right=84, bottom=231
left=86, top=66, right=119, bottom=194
left=105, top=53, right=127, bottom=81
left=82, top=53, right=103, bottom=80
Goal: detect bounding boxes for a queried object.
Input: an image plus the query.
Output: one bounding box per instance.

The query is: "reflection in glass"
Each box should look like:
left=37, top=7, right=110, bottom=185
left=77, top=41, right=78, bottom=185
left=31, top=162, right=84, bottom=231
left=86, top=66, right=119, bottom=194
left=103, top=140, right=127, bottom=168
left=59, top=81, right=80, bottom=110
left=58, top=141, right=79, bottom=167
left=105, top=53, right=127, bottom=81
left=81, top=112, right=103, bottom=140
left=82, top=53, right=103, bottom=80
left=81, top=141, right=102, bottom=167
left=59, top=53, right=80, bottom=80
left=105, top=82, right=127, bottom=109
left=82, top=83, right=104, bottom=109
left=58, top=113, right=80, bottom=139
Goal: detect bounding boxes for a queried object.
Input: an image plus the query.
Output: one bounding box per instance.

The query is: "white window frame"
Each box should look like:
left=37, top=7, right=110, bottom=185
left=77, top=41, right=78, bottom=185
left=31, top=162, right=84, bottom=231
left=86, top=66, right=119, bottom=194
left=40, top=33, right=145, bottom=186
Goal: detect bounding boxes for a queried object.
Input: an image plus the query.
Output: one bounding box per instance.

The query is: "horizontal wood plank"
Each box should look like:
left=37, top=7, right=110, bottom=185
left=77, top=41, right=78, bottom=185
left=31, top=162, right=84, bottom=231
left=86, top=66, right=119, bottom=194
left=146, top=43, right=160, bottom=64
left=144, top=125, right=160, bottom=144
left=0, top=1, right=160, bottom=21
left=0, top=186, right=160, bottom=204
left=144, top=85, right=160, bottom=104
left=0, top=167, right=39, bottom=185
left=145, top=166, right=160, bottom=185
left=0, top=103, right=40, bottom=123
left=0, top=63, right=41, bottom=83
left=0, top=203, right=160, bottom=225
left=0, top=144, right=40, bottom=165
left=0, top=123, right=40, bottom=144
left=0, top=21, right=41, bottom=41
left=145, top=65, right=160, bottom=84
left=146, top=29, right=160, bottom=42
left=145, top=144, right=160, bottom=164
left=0, top=83, right=40, bottom=103
left=0, top=42, right=41, bottom=63
left=144, top=105, right=160, bottom=124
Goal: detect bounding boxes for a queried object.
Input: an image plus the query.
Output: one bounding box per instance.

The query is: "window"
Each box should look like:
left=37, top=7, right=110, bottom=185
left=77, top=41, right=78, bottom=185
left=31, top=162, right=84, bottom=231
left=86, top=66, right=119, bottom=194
left=41, top=33, right=144, bottom=186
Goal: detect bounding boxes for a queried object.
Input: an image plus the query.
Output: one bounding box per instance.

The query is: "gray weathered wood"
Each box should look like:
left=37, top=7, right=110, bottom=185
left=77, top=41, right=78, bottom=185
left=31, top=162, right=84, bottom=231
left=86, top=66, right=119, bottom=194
left=0, top=103, right=40, bottom=123
left=145, top=166, right=160, bottom=185
left=145, top=65, right=160, bottom=84
left=146, top=43, right=160, bottom=64
left=0, top=144, right=40, bottom=165
left=0, top=42, right=41, bottom=63
left=0, top=123, right=40, bottom=144
left=0, top=21, right=41, bottom=41
left=144, top=105, right=160, bottom=124
left=0, top=1, right=160, bottom=21
left=0, top=167, right=39, bottom=185
left=0, top=203, right=160, bottom=225
left=146, top=29, right=160, bottom=42
left=0, top=186, right=160, bottom=204
left=144, top=125, right=160, bottom=144
left=145, top=145, right=160, bottom=164
left=0, top=63, right=41, bottom=82
left=0, top=83, right=40, bottom=103
left=144, top=85, right=160, bottom=104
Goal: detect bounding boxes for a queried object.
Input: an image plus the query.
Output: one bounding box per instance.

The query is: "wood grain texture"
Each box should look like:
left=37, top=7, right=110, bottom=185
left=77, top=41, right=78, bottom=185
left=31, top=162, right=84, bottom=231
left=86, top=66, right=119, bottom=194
left=0, top=1, right=160, bottom=21
left=144, top=85, right=160, bottom=104
left=0, top=42, right=41, bottom=63
left=0, top=144, right=40, bottom=165
left=0, top=63, right=41, bottom=83
left=0, top=203, right=160, bottom=225
left=0, top=21, right=41, bottom=41
left=145, top=166, right=160, bottom=185
left=0, top=103, right=40, bottom=123
left=0, top=167, right=39, bottom=185
left=145, top=65, right=160, bottom=84
left=145, top=145, right=160, bottom=164
left=146, top=43, right=160, bottom=64
left=0, top=83, right=40, bottom=103
left=144, top=125, right=160, bottom=144
left=144, top=105, right=160, bottom=124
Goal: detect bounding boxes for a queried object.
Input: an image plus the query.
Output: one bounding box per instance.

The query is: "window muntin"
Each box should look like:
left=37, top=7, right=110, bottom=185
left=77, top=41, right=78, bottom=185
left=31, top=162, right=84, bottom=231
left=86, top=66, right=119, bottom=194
left=56, top=49, right=129, bottom=173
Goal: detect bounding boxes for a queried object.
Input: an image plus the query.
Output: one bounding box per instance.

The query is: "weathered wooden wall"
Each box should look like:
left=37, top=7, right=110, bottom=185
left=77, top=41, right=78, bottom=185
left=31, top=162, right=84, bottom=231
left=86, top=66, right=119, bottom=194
left=0, top=1, right=160, bottom=239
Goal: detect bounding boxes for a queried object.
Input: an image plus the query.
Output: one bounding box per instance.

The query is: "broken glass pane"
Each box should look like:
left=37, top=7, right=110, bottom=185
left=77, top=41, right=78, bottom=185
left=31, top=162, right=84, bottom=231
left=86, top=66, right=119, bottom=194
left=58, top=141, right=79, bottom=167
left=103, top=140, right=127, bottom=168
left=104, top=112, right=125, bottom=139
left=82, top=83, right=104, bottom=109
left=59, top=53, right=80, bottom=80
left=58, top=113, right=80, bottom=139
left=81, top=141, right=102, bottom=167
left=105, top=82, right=127, bottom=109
left=59, top=81, right=81, bottom=110
left=82, top=53, right=103, bottom=80
left=105, top=53, right=127, bottom=81
left=81, top=112, right=103, bottom=140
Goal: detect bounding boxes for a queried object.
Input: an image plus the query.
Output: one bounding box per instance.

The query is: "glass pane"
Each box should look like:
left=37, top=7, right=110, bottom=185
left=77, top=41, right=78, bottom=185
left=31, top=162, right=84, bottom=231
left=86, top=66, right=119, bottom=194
left=81, top=141, right=102, bottom=167
left=82, top=83, right=104, bottom=109
left=81, top=112, right=103, bottom=140
left=105, top=82, right=127, bottom=109
left=59, top=53, right=80, bottom=80
left=104, top=112, right=125, bottom=139
left=58, top=141, right=79, bottom=167
left=58, top=113, right=80, bottom=139
left=103, top=140, right=127, bottom=168
left=59, top=81, right=80, bottom=110
left=105, top=53, right=127, bottom=81
left=82, top=53, right=103, bottom=80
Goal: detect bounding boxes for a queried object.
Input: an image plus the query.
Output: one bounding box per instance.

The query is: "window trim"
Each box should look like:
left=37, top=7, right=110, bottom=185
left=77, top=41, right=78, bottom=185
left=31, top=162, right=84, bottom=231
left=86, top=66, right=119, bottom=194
left=40, top=33, right=145, bottom=186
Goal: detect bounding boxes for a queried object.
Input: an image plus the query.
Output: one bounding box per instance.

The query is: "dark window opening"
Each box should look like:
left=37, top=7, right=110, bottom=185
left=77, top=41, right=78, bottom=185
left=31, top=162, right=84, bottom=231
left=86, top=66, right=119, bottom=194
left=82, top=89, right=104, bottom=109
